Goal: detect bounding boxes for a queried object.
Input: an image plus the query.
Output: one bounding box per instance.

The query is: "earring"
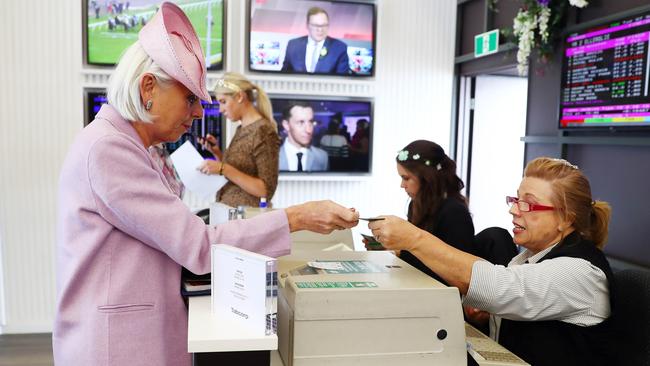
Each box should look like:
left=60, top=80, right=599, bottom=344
left=145, top=100, right=153, bottom=111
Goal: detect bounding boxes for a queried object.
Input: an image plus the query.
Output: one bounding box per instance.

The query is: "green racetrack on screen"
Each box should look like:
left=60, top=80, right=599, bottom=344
left=86, top=0, right=223, bottom=69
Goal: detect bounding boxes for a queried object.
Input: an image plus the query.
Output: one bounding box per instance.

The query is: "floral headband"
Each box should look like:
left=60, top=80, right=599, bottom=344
left=214, top=79, right=241, bottom=93
left=397, top=149, right=442, bottom=171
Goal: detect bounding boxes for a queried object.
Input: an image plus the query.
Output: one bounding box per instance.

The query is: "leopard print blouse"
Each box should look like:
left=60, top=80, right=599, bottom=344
left=217, top=119, right=280, bottom=208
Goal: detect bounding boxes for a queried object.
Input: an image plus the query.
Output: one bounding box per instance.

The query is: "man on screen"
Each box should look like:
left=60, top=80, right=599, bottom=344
left=281, top=7, right=349, bottom=74
left=279, top=102, right=329, bottom=172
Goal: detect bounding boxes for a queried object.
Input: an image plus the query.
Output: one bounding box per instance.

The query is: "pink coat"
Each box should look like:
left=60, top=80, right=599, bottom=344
left=53, top=105, right=291, bottom=365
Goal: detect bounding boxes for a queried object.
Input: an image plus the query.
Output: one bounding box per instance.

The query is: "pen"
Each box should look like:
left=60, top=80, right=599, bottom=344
left=201, top=136, right=217, bottom=147
left=188, top=132, right=216, bottom=147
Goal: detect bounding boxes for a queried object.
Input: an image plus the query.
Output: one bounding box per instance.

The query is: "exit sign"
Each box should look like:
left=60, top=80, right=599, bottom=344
left=474, top=29, right=499, bottom=58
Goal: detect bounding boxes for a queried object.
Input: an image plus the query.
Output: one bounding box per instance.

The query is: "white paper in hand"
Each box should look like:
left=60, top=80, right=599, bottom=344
left=169, top=141, right=227, bottom=200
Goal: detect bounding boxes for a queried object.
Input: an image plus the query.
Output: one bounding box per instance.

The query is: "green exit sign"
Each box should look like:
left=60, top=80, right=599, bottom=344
left=474, top=29, right=499, bottom=58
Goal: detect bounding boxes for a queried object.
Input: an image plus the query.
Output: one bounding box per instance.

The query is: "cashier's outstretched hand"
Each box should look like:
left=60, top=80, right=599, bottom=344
left=368, top=215, right=423, bottom=251
left=285, top=200, right=359, bottom=234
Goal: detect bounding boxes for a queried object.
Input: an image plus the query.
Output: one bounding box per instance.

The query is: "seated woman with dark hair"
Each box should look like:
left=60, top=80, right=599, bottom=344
left=367, top=140, right=476, bottom=285
left=368, top=157, right=614, bottom=366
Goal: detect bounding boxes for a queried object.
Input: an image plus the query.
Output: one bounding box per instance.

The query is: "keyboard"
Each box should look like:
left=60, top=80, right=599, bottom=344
left=465, top=323, right=530, bottom=366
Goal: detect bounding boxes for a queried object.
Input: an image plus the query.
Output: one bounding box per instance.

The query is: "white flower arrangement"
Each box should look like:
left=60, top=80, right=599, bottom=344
left=513, top=9, right=538, bottom=76
left=569, top=0, right=588, bottom=8
left=512, top=0, right=589, bottom=76
left=539, top=6, right=551, bottom=43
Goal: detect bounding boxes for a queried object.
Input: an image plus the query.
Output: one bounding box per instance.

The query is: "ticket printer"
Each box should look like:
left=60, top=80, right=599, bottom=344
left=277, top=251, right=467, bottom=366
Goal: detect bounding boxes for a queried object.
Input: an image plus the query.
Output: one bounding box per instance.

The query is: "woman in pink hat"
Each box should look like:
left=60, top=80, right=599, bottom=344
left=53, top=3, right=358, bottom=365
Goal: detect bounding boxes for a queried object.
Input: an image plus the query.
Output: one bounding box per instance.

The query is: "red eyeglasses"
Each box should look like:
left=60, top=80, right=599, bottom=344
left=506, top=196, right=556, bottom=212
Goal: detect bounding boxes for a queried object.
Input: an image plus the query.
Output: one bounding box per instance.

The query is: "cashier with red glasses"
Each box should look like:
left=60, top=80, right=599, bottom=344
left=367, top=157, right=615, bottom=366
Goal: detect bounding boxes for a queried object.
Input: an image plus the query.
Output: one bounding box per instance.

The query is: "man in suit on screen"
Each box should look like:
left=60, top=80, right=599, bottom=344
left=279, top=102, right=329, bottom=172
left=281, top=7, right=349, bottom=75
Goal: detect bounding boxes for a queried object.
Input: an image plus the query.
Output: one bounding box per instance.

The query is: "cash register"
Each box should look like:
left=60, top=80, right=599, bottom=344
left=277, top=250, right=467, bottom=366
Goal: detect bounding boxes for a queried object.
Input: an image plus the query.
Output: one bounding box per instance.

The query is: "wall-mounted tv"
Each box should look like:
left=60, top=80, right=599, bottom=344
left=248, top=0, right=376, bottom=77
left=271, top=96, right=373, bottom=173
left=85, top=89, right=108, bottom=126
left=84, top=88, right=224, bottom=157
left=85, top=0, right=224, bottom=70
left=559, top=6, right=650, bottom=129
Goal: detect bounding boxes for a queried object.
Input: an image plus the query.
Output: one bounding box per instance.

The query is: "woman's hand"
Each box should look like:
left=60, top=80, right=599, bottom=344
left=285, top=200, right=359, bottom=234
left=197, top=134, right=223, bottom=159
left=370, top=216, right=479, bottom=295
left=198, top=160, right=223, bottom=175
left=368, top=215, right=423, bottom=251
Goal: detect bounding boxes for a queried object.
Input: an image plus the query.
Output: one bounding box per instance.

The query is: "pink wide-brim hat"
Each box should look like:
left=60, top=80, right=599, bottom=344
left=139, top=2, right=212, bottom=102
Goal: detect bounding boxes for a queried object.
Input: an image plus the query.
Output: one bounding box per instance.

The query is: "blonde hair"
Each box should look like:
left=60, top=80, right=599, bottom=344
left=524, top=157, right=611, bottom=249
left=107, top=41, right=174, bottom=123
left=213, top=72, right=277, bottom=132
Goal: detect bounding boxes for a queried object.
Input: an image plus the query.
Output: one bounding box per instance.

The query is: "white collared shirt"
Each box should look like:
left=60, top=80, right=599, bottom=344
left=463, top=243, right=611, bottom=341
left=283, top=142, right=309, bottom=171
left=305, top=39, right=325, bottom=73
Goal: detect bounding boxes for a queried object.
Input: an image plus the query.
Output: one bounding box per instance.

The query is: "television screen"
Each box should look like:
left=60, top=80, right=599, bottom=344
left=85, top=89, right=108, bottom=126
left=84, top=89, right=224, bottom=157
left=271, top=97, right=373, bottom=173
left=559, top=8, right=650, bottom=129
left=85, top=0, right=224, bottom=70
left=248, top=0, right=375, bottom=76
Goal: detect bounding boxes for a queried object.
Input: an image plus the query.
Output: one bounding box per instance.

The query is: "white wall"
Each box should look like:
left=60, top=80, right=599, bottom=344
left=0, top=0, right=81, bottom=333
left=469, top=75, right=527, bottom=233
left=0, top=0, right=456, bottom=333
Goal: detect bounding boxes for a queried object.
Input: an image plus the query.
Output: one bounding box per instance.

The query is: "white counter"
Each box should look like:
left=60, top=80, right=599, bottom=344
left=187, top=296, right=278, bottom=353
